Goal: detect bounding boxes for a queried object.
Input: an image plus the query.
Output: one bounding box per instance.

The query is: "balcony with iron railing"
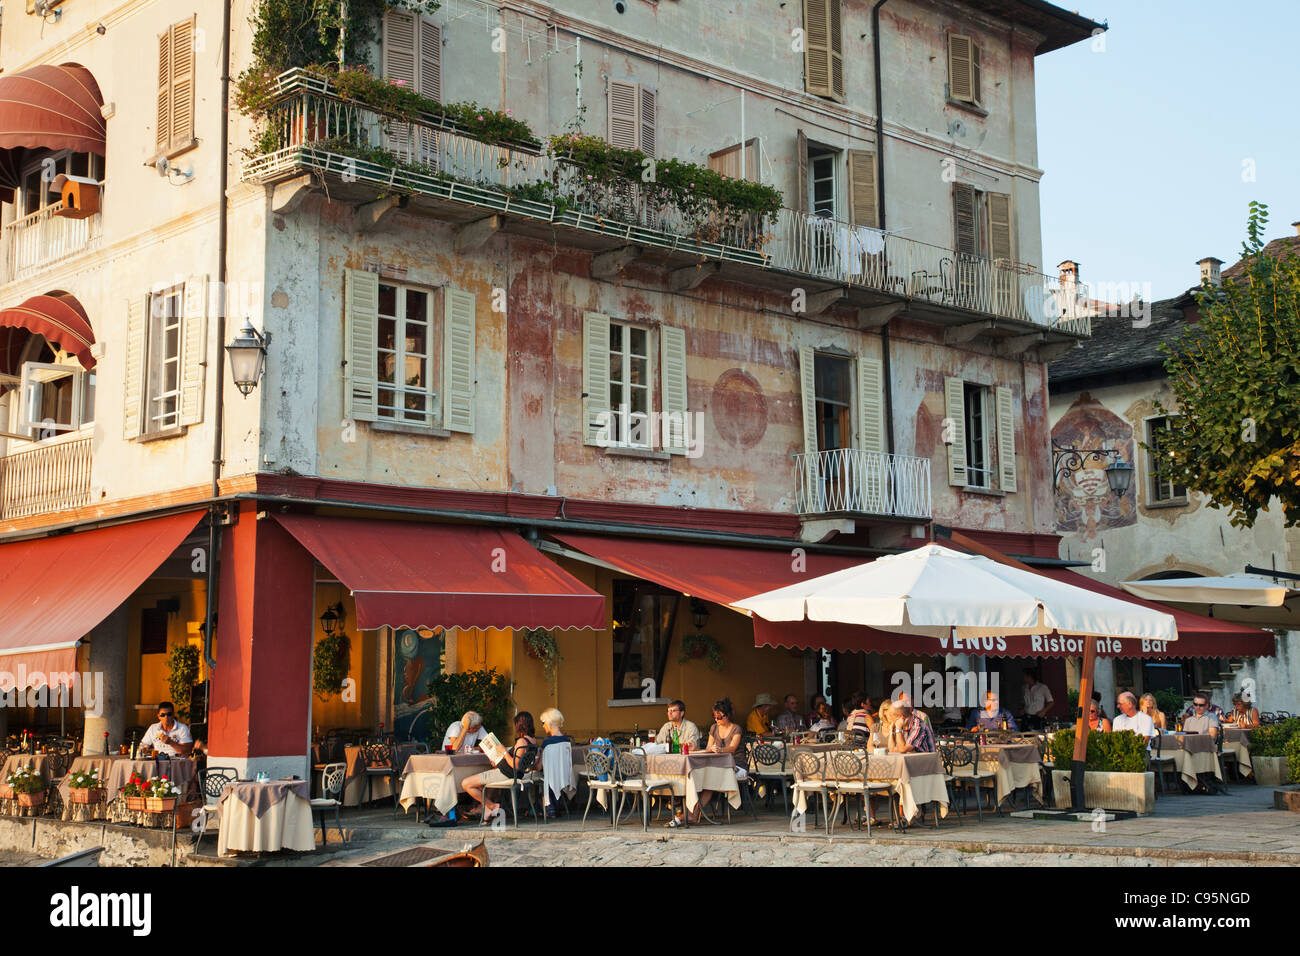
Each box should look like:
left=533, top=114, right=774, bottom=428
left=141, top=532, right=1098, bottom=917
left=243, top=69, right=1091, bottom=339
left=2, top=200, right=104, bottom=284
left=794, top=448, right=932, bottom=520
left=0, top=436, right=94, bottom=520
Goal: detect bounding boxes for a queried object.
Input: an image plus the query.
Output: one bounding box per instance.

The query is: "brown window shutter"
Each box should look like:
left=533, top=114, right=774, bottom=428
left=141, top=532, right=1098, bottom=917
left=953, top=183, right=977, bottom=256
left=382, top=11, right=418, bottom=153
left=709, top=145, right=740, bottom=179
left=803, top=0, right=832, bottom=98
left=639, top=87, right=656, bottom=158
left=847, top=149, right=878, bottom=228
left=795, top=129, right=809, bottom=214
left=972, top=42, right=982, bottom=105
left=156, top=29, right=172, bottom=155
left=829, top=0, right=844, bottom=101
left=988, top=192, right=1012, bottom=262
left=169, top=17, right=196, bottom=154
left=607, top=81, right=640, bottom=150
left=948, top=34, right=974, bottom=102
left=418, top=18, right=441, bottom=101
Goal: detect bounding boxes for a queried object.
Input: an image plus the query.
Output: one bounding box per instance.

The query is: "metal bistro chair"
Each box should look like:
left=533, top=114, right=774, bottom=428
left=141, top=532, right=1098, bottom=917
left=829, top=750, right=894, bottom=837
left=942, top=741, right=992, bottom=822
left=614, top=751, right=675, bottom=832
left=1150, top=732, right=1178, bottom=794
left=309, top=762, right=346, bottom=845
left=580, top=747, right=619, bottom=830
left=482, top=744, right=542, bottom=828
left=750, top=741, right=794, bottom=817
left=192, top=767, right=238, bottom=853
left=362, top=741, right=395, bottom=807
left=791, top=751, right=835, bottom=837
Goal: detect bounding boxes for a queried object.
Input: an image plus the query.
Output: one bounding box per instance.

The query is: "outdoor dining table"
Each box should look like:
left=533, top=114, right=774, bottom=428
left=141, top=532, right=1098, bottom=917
left=103, top=756, right=198, bottom=801
left=1220, top=726, right=1253, bottom=777
left=643, top=752, right=740, bottom=815
left=218, top=779, right=315, bottom=855
left=1158, top=732, right=1223, bottom=789
left=397, top=752, right=492, bottom=815
left=0, top=752, right=57, bottom=789
left=791, top=748, right=949, bottom=824
left=954, top=742, right=1043, bottom=806
left=340, top=745, right=396, bottom=807
left=55, top=755, right=119, bottom=820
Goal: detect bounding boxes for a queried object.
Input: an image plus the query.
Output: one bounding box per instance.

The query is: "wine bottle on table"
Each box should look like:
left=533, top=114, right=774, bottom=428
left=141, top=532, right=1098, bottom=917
left=633, top=723, right=639, bottom=748
left=129, top=731, right=138, bottom=759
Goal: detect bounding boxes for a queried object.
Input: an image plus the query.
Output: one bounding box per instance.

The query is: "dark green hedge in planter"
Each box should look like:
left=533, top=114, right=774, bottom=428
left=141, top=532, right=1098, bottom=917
left=1285, top=734, right=1300, bottom=784
left=425, top=668, right=513, bottom=751
left=1249, top=717, right=1300, bottom=757
left=1050, top=729, right=1148, bottom=774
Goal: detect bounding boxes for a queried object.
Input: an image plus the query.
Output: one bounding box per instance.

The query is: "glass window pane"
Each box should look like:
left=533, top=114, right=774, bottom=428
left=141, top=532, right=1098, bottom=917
left=81, top=372, right=96, bottom=425
left=405, top=322, right=426, bottom=356
left=70, top=153, right=89, bottom=177
left=630, top=327, right=647, bottom=356
left=630, top=356, right=647, bottom=386
left=378, top=353, right=395, bottom=384
left=404, top=355, right=425, bottom=388
left=378, top=284, right=397, bottom=316
left=814, top=355, right=849, bottom=404
left=378, top=318, right=396, bottom=351
left=377, top=387, right=395, bottom=417
left=610, top=323, right=623, bottom=351
left=609, top=353, right=624, bottom=385
left=406, top=290, right=427, bottom=325
left=631, top=385, right=648, bottom=416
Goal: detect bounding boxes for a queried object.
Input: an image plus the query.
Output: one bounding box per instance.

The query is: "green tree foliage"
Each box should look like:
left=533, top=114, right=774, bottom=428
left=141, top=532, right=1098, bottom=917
left=1156, top=202, right=1300, bottom=527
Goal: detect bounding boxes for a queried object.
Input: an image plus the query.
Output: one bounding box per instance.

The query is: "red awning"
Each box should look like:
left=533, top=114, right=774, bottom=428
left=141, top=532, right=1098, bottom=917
left=753, top=565, right=1277, bottom=660
left=0, top=292, right=96, bottom=370
left=549, top=532, right=864, bottom=608
left=0, top=511, right=203, bottom=684
left=272, top=515, right=605, bottom=630
left=0, top=64, right=106, bottom=202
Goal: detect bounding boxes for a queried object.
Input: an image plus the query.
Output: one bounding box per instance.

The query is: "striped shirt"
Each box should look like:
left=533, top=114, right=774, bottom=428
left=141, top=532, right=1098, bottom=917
left=902, top=715, right=936, bottom=753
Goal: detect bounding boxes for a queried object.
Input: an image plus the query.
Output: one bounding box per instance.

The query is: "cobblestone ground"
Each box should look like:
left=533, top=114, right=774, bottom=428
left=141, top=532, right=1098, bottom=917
left=472, top=835, right=1251, bottom=867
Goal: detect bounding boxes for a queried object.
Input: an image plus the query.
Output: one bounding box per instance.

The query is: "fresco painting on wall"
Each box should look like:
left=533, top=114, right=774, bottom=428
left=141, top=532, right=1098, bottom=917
left=1053, top=394, right=1136, bottom=541
left=393, top=627, right=444, bottom=742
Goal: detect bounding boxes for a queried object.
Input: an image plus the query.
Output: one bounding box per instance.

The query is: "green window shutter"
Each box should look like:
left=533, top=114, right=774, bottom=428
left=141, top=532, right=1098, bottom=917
left=948, top=33, right=974, bottom=102
left=442, top=288, right=476, bottom=434
left=857, top=356, right=885, bottom=454
left=583, top=312, right=612, bottom=446
left=123, top=295, right=148, bottom=440
left=659, top=326, right=688, bottom=454
left=996, top=386, right=1017, bottom=492
left=344, top=269, right=380, bottom=423
left=945, top=376, right=967, bottom=487
left=847, top=149, right=878, bottom=228
left=179, top=275, right=207, bottom=426
left=988, top=192, right=1012, bottom=263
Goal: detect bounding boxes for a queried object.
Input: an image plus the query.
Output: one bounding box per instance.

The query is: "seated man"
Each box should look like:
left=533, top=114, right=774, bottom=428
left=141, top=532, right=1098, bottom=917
left=141, top=701, right=194, bottom=757
left=441, top=711, right=488, bottom=753
left=1111, top=691, right=1156, bottom=747
left=969, top=692, right=1018, bottom=731
left=895, top=692, right=930, bottom=723
left=1183, top=696, right=1221, bottom=740
left=772, top=694, right=806, bottom=733
left=746, top=693, right=777, bottom=734
left=1182, top=699, right=1226, bottom=721
left=657, top=700, right=701, bottom=749
left=887, top=704, right=935, bottom=754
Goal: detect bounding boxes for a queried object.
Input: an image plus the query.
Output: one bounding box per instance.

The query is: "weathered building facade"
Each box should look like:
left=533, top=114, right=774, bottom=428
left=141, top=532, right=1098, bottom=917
left=0, top=0, right=1102, bottom=776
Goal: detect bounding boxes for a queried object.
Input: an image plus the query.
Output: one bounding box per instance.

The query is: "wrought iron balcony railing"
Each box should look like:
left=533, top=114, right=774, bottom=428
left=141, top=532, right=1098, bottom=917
left=794, top=448, right=932, bottom=519
left=243, top=70, right=1090, bottom=336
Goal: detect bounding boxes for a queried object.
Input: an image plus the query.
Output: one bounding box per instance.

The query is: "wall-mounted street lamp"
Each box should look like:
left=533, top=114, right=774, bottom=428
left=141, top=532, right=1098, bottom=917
left=225, top=320, right=270, bottom=397
left=690, top=598, right=710, bottom=630
left=320, top=602, right=346, bottom=637
left=1052, top=441, right=1133, bottom=498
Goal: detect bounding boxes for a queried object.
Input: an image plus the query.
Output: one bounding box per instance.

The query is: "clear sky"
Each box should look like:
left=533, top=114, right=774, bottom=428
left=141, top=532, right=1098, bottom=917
left=1035, top=0, right=1298, bottom=303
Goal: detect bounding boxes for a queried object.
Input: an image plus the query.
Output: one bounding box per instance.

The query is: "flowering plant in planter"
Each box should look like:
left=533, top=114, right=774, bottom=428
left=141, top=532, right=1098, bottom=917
left=145, top=777, right=180, bottom=799
left=5, top=764, right=43, bottom=794
left=68, top=767, right=104, bottom=804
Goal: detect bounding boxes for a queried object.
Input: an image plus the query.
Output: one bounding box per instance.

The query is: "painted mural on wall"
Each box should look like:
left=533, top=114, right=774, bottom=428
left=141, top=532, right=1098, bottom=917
left=393, top=627, right=444, bottom=742
left=1053, top=393, right=1136, bottom=540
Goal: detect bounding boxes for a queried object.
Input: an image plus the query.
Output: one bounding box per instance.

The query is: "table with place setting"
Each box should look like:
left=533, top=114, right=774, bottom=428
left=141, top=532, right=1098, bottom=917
left=398, top=752, right=492, bottom=816
left=1155, top=732, right=1223, bottom=789
left=1220, top=725, right=1253, bottom=777
left=217, top=778, right=315, bottom=855
left=791, top=747, right=948, bottom=824
left=953, top=742, right=1043, bottom=806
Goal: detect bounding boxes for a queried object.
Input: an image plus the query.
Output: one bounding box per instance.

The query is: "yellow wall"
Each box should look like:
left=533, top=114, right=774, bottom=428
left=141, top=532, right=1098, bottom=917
left=309, top=584, right=378, bottom=733
left=126, top=578, right=208, bottom=733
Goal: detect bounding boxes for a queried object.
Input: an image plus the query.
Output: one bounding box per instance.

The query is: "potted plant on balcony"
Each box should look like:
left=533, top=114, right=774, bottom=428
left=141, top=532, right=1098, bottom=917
left=677, top=634, right=724, bottom=672
left=67, top=767, right=104, bottom=805
left=6, top=763, right=45, bottom=809
left=1048, top=729, right=1154, bottom=812
left=523, top=629, right=563, bottom=695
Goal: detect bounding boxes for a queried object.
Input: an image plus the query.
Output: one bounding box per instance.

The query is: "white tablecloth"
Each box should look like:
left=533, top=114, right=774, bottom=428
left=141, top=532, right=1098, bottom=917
left=218, top=790, right=315, bottom=855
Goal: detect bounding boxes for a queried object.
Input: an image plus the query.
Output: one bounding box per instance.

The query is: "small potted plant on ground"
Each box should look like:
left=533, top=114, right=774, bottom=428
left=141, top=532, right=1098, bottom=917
left=67, top=767, right=104, bottom=804
left=121, top=772, right=148, bottom=811
left=6, top=763, right=45, bottom=809
left=144, top=776, right=181, bottom=813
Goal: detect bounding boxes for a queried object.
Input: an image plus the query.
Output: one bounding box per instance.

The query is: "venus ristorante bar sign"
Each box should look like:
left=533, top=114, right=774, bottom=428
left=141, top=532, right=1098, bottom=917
left=937, top=635, right=1172, bottom=657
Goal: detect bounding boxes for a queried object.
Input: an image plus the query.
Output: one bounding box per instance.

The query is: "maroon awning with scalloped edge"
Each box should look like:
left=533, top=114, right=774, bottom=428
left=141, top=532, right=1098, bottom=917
left=0, top=64, right=106, bottom=203
left=0, top=292, right=95, bottom=370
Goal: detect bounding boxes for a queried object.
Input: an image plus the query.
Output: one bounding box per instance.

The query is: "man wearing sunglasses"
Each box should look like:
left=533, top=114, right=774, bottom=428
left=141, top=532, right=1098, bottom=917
left=140, top=701, right=195, bottom=757
left=1183, top=697, right=1220, bottom=741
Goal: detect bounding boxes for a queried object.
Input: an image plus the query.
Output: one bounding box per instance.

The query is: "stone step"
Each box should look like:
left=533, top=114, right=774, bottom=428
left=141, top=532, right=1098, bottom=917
left=1274, top=788, right=1300, bottom=813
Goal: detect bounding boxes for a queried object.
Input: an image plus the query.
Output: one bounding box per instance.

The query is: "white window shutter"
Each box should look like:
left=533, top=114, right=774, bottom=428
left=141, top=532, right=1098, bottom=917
left=659, top=326, right=688, bottom=454
left=945, top=376, right=967, bottom=487
left=179, top=275, right=208, bottom=426
left=856, top=356, right=885, bottom=454
left=799, top=346, right=819, bottom=506
left=996, top=385, right=1017, bottom=492
left=948, top=34, right=974, bottom=102
left=606, top=81, right=639, bottom=150
left=123, top=295, right=148, bottom=440
left=953, top=183, right=978, bottom=257
left=443, top=288, right=476, bottom=434
left=418, top=18, right=441, bottom=100
left=344, top=269, right=380, bottom=423
left=582, top=312, right=612, bottom=446
left=638, top=87, right=656, bottom=158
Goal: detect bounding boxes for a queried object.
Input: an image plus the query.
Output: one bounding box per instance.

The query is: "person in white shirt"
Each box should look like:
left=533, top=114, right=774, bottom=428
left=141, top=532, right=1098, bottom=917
left=1021, top=670, right=1055, bottom=730
left=141, top=702, right=194, bottom=757
left=1111, top=692, right=1156, bottom=746
left=442, top=711, right=488, bottom=753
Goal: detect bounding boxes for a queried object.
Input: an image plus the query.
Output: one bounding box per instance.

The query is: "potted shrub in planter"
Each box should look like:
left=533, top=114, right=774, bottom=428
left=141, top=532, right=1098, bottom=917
left=67, top=767, right=104, bottom=805
left=144, top=776, right=181, bottom=813
left=6, top=763, right=45, bottom=808
left=1251, top=718, right=1300, bottom=786
left=121, top=772, right=148, bottom=812
left=1049, top=729, right=1155, bottom=813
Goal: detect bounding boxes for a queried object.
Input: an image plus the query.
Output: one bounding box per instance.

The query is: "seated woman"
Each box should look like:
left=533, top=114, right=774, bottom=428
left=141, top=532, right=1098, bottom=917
left=682, top=698, right=743, bottom=825
left=875, top=700, right=895, bottom=745
left=1139, top=693, right=1167, bottom=732
left=845, top=695, right=876, bottom=739
left=1087, top=703, right=1111, bottom=733
left=462, top=711, right=537, bottom=824
left=537, top=708, right=573, bottom=819
left=808, top=702, right=837, bottom=733
left=1228, top=694, right=1259, bottom=728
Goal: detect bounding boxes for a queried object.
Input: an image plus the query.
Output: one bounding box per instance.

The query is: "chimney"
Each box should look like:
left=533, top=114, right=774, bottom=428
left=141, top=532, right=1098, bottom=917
left=1198, top=256, right=1223, bottom=286
left=1058, top=260, right=1080, bottom=286
left=1292, top=220, right=1300, bottom=237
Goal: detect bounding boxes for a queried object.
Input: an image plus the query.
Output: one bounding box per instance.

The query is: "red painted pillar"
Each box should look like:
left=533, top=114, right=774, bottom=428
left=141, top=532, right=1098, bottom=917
left=208, top=502, right=315, bottom=777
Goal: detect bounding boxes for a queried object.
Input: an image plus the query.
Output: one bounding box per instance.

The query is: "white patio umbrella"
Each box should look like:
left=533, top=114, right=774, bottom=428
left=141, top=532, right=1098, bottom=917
left=1121, top=573, right=1294, bottom=608
left=735, top=544, right=1178, bottom=643
left=735, top=542, right=1179, bottom=810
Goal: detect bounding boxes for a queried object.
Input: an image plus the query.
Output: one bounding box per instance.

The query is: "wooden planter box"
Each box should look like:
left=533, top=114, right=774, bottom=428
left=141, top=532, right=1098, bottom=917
left=70, top=787, right=104, bottom=805
left=1254, top=755, right=1291, bottom=788
left=16, top=790, right=45, bottom=808
left=124, top=795, right=148, bottom=811
left=1050, top=770, right=1155, bottom=813
left=145, top=796, right=177, bottom=813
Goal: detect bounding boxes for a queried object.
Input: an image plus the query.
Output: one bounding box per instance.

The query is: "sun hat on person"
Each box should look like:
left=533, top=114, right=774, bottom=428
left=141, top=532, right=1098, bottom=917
left=753, top=693, right=776, bottom=708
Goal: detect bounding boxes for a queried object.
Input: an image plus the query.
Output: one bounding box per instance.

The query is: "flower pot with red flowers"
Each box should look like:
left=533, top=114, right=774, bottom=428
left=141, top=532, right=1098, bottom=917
left=121, top=772, right=148, bottom=811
